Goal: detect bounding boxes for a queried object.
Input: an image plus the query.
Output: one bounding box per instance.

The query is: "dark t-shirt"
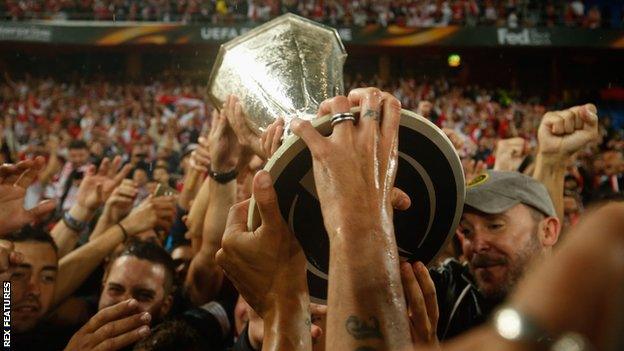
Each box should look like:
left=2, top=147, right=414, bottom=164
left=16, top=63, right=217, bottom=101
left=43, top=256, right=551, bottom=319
left=230, top=325, right=256, bottom=351
left=430, top=259, right=500, bottom=340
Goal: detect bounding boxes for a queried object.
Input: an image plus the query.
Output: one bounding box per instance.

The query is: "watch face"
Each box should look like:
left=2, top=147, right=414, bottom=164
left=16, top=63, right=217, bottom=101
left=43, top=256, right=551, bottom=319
left=248, top=108, right=465, bottom=302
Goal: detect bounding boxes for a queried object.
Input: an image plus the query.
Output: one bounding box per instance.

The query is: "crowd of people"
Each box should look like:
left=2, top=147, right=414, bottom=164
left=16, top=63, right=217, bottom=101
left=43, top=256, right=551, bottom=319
left=2, top=73, right=622, bottom=225
left=0, top=69, right=623, bottom=350
left=1, top=0, right=617, bottom=29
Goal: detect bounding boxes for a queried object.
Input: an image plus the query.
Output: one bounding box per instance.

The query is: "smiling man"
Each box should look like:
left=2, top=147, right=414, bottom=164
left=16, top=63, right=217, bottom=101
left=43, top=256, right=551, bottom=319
left=431, top=170, right=561, bottom=340
left=7, top=227, right=58, bottom=334
left=99, top=240, right=175, bottom=324
left=4, top=226, right=73, bottom=350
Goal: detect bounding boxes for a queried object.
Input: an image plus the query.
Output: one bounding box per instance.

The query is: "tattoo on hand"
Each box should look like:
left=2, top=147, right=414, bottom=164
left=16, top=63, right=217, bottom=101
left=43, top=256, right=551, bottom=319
left=345, top=316, right=383, bottom=340
left=363, top=109, right=379, bottom=120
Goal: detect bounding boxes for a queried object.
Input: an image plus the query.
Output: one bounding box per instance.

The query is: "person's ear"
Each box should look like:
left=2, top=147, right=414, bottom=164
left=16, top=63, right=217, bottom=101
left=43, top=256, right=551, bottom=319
left=539, top=216, right=561, bottom=247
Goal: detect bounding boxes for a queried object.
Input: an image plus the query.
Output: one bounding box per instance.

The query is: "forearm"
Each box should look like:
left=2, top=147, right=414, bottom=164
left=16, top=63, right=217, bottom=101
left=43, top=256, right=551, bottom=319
left=262, top=294, right=312, bottom=351
left=326, top=227, right=411, bottom=351
left=186, top=178, right=211, bottom=251
left=201, top=179, right=236, bottom=256
left=39, top=155, right=60, bottom=185
left=186, top=179, right=236, bottom=303
left=89, top=209, right=114, bottom=241
left=54, top=224, right=125, bottom=306
left=185, top=252, right=224, bottom=305
left=533, top=152, right=566, bottom=221
left=51, top=205, right=95, bottom=258
left=178, top=168, right=203, bottom=211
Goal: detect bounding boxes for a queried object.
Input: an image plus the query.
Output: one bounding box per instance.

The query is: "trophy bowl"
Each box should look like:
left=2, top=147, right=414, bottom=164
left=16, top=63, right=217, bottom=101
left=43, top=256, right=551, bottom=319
left=208, top=13, right=347, bottom=134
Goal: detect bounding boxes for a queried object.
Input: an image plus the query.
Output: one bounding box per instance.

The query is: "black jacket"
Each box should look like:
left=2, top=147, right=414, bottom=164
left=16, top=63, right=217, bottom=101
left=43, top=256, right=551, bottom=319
left=430, top=258, right=499, bottom=341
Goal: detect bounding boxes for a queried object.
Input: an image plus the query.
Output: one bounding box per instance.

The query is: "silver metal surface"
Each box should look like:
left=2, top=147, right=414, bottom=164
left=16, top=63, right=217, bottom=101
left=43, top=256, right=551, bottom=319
left=208, top=13, right=347, bottom=134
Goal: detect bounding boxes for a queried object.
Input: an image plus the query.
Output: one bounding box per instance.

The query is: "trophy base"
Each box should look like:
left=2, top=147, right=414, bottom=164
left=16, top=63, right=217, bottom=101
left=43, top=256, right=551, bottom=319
left=248, top=108, right=465, bottom=303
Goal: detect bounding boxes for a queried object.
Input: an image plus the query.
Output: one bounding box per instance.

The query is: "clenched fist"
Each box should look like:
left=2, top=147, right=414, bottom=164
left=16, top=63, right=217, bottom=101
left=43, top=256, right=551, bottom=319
left=538, top=104, right=599, bottom=160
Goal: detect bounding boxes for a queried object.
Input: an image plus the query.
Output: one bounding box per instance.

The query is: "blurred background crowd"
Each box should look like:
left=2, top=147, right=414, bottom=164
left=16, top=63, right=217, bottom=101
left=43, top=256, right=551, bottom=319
left=1, top=0, right=621, bottom=28
left=1, top=71, right=622, bottom=228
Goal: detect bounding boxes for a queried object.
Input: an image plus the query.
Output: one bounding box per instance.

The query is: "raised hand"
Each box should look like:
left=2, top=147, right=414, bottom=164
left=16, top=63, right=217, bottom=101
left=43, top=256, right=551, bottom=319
left=223, top=95, right=266, bottom=160
left=64, top=299, right=151, bottom=351
left=291, top=87, right=411, bottom=350
left=119, top=195, right=176, bottom=236
left=538, top=103, right=599, bottom=159
left=0, top=239, right=23, bottom=282
left=75, top=156, right=133, bottom=211
left=104, top=179, right=138, bottom=224
left=216, top=170, right=307, bottom=318
left=494, top=137, right=527, bottom=172
left=261, top=117, right=285, bottom=159
left=400, top=262, right=440, bottom=348
left=209, top=105, right=243, bottom=173
left=189, top=135, right=211, bottom=173
left=0, top=157, right=56, bottom=235
left=291, top=88, right=401, bottom=238
left=535, top=104, right=599, bottom=221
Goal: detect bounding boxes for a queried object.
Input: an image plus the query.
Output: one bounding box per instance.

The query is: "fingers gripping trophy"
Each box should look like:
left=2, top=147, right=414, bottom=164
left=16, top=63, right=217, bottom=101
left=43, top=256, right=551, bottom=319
left=208, top=14, right=465, bottom=303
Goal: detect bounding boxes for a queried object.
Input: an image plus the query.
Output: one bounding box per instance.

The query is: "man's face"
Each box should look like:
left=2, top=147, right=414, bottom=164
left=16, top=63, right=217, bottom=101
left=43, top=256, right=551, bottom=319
left=133, top=169, right=149, bottom=187
left=11, top=242, right=58, bottom=333
left=157, top=147, right=171, bottom=160
left=171, top=245, right=192, bottom=283
left=99, top=256, right=171, bottom=321
left=457, top=204, right=543, bottom=300
left=153, top=168, right=169, bottom=184
left=131, top=145, right=147, bottom=164
left=68, top=148, right=89, bottom=167
left=603, top=152, right=623, bottom=176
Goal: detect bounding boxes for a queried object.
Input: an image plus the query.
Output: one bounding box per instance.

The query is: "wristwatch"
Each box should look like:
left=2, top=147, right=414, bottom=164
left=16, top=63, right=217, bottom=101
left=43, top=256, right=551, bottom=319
left=208, top=168, right=238, bottom=184
left=492, top=306, right=551, bottom=346
left=491, top=306, right=593, bottom=351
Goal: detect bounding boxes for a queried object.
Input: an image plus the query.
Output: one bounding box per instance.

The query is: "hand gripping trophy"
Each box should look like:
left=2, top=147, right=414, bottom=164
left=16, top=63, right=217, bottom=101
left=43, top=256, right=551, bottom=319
left=208, top=14, right=465, bottom=302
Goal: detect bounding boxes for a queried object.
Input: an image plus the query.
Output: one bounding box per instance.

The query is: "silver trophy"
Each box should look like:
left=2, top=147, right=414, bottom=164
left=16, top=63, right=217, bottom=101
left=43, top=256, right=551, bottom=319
left=208, top=13, right=347, bottom=133
left=208, top=14, right=465, bottom=303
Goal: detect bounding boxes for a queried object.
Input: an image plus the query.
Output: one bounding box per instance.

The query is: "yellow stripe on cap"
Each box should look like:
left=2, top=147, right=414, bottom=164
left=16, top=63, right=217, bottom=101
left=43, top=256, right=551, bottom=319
left=467, top=173, right=489, bottom=188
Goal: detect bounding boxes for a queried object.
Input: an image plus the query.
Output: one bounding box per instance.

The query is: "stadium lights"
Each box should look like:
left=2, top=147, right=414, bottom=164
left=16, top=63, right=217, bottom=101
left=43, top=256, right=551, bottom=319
left=448, top=54, right=461, bottom=68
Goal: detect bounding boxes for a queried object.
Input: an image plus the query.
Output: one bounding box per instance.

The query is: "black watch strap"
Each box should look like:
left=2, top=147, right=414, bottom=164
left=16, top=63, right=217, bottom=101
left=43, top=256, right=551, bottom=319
left=208, top=169, right=238, bottom=184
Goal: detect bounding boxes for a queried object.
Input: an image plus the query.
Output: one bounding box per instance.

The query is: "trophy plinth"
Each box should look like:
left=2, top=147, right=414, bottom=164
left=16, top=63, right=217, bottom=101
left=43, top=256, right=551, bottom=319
left=247, top=108, right=465, bottom=303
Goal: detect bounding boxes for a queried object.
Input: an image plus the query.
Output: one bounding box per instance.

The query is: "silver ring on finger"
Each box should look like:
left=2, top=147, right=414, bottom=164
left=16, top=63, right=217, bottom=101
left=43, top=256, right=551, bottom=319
left=330, top=112, right=356, bottom=127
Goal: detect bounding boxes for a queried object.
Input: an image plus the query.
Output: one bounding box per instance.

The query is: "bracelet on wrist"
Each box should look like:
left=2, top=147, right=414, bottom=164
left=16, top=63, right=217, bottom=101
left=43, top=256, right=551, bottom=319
left=117, top=223, right=129, bottom=242
left=208, top=168, right=238, bottom=184
left=62, top=211, right=88, bottom=232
